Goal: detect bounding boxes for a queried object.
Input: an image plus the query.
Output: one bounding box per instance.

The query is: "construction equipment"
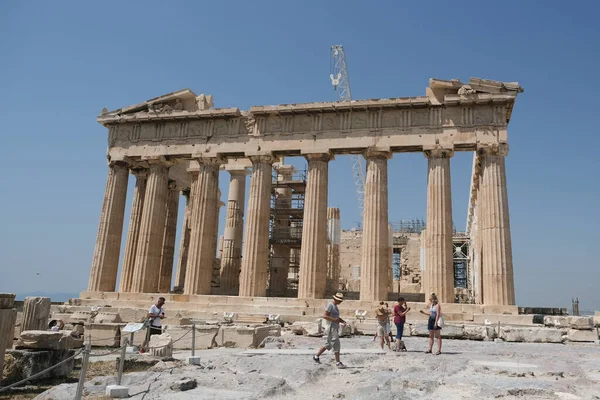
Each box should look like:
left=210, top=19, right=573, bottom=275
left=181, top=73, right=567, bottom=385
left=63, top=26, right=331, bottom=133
left=330, top=45, right=365, bottom=217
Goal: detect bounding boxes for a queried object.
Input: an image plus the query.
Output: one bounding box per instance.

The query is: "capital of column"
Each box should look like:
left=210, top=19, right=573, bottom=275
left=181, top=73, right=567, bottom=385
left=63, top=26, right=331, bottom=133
left=363, top=147, right=392, bottom=160
left=248, top=154, right=277, bottom=164
left=196, top=156, right=226, bottom=166
left=142, top=155, right=175, bottom=168
left=108, top=160, right=129, bottom=169
left=424, top=147, right=454, bottom=159
left=181, top=187, right=191, bottom=198
left=130, top=167, right=148, bottom=179
left=477, top=143, right=509, bottom=157
left=226, top=166, right=250, bottom=177
left=167, top=180, right=178, bottom=190
left=303, top=152, right=334, bottom=162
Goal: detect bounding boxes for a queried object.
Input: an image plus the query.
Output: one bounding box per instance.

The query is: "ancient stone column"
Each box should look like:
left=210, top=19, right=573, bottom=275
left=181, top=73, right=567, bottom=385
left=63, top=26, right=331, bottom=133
left=88, top=162, right=129, bottom=292
left=270, top=165, right=295, bottom=296
left=119, top=169, right=147, bottom=293
left=298, top=153, right=331, bottom=299
left=158, top=181, right=180, bottom=293
left=184, top=158, right=222, bottom=295
left=326, top=207, right=341, bottom=295
left=21, top=296, right=51, bottom=331
left=360, top=149, right=391, bottom=301
left=479, top=144, right=515, bottom=305
left=0, top=293, right=17, bottom=379
left=388, top=224, right=394, bottom=293
left=239, top=155, right=275, bottom=297
left=131, top=162, right=170, bottom=293
left=424, top=148, right=454, bottom=303
left=174, top=187, right=192, bottom=292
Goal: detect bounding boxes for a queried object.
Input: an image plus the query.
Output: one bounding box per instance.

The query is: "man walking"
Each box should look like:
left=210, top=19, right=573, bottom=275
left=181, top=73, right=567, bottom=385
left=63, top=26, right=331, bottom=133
left=140, top=297, right=166, bottom=353
left=313, top=292, right=347, bottom=369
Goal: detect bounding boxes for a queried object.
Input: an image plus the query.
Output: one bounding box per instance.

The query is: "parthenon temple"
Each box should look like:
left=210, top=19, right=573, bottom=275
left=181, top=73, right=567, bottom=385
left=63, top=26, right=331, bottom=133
left=85, top=77, right=523, bottom=308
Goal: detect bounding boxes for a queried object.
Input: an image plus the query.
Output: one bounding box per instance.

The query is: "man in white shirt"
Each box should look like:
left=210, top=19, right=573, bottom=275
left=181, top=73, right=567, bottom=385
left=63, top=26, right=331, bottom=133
left=141, top=297, right=166, bottom=353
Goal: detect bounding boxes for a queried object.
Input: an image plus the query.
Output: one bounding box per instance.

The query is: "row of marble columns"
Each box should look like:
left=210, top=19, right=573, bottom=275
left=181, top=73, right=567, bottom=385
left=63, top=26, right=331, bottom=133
left=88, top=146, right=514, bottom=304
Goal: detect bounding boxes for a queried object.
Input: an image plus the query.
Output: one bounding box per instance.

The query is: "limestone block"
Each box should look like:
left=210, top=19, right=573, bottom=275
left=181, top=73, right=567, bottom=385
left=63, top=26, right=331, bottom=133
left=117, top=308, right=148, bottom=323
left=482, top=305, right=519, bottom=315
left=0, top=293, right=15, bottom=309
left=499, top=327, right=565, bottom=343
left=106, top=385, right=129, bottom=398
left=94, top=312, right=122, bottom=324
left=17, top=330, right=83, bottom=351
left=463, top=325, right=495, bottom=340
left=439, top=325, right=465, bottom=339
left=303, top=319, right=323, bottom=337
left=399, top=283, right=421, bottom=293
left=149, top=333, right=173, bottom=357
left=409, top=324, right=430, bottom=337
left=70, top=311, right=94, bottom=323
left=543, top=316, right=569, bottom=328
left=566, top=329, right=598, bottom=342
left=567, top=316, right=593, bottom=330
left=3, top=349, right=75, bottom=384
left=473, top=314, right=534, bottom=326
left=170, top=377, right=197, bottom=391
left=164, top=324, right=219, bottom=350
left=88, top=323, right=122, bottom=347
left=339, top=323, right=353, bottom=337
left=290, top=322, right=308, bottom=335
left=594, top=315, right=600, bottom=327
left=216, top=325, right=275, bottom=348
left=21, top=297, right=51, bottom=331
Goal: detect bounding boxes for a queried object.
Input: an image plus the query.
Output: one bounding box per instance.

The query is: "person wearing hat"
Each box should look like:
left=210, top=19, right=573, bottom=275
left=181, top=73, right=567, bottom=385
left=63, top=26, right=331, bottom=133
left=313, top=292, right=347, bottom=369
left=375, top=302, right=392, bottom=350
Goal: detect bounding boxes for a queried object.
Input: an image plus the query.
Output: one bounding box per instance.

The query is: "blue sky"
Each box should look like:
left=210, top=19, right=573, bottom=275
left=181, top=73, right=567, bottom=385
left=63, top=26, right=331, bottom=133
left=1, top=1, right=598, bottom=310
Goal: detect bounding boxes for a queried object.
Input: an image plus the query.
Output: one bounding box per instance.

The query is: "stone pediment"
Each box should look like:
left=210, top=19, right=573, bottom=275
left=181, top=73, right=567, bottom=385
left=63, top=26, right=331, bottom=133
left=100, top=89, right=214, bottom=118
left=427, top=77, right=523, bottom=105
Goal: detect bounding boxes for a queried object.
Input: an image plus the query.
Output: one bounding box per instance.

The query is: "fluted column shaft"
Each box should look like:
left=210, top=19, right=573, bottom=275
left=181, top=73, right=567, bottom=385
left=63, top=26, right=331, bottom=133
left=174, top=188, right=192, bottom=291
left=184, top=159, right=222, bottom=295
left=298, top=153, right=331, bottom=299
left=360, top=150, right=391, bottom=301
left=131, top=163, right=170, bottom=293
left=425, top=149, right=454, bottom=303
left=88, top=162, right=129, bottom=292
left=119, top=170, right=147, bottom=292
left=326, top=207, right=341, bottom=294
left=158, top=182, right=180, bottom=293
left=479, top=144, right=515, bottom=305
left=239, top=156, right=275, bottom=297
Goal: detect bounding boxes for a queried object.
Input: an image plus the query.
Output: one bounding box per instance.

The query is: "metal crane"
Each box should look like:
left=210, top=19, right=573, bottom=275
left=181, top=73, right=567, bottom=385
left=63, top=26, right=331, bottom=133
left=330, top=45, right=365, bottom=218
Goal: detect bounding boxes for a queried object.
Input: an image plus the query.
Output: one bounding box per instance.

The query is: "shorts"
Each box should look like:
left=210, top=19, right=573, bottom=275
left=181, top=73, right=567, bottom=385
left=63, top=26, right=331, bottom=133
left=377, top=323, right=386, bottom=337
left=385, top=322, right=392, bottom=335
left=324, top=325, right=340, bottom=352
left=427, top=316, right=441, bottom=331
left=149, top=326, right=162, bottom=337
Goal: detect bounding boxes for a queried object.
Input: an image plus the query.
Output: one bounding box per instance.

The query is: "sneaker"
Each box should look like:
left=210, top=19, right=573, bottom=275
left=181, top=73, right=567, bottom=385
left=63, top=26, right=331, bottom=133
left=312, top=355, right=320, bottom=364
left=336, top=362, right=346, bottom=369
left=139, top=349, right=146, bottom=354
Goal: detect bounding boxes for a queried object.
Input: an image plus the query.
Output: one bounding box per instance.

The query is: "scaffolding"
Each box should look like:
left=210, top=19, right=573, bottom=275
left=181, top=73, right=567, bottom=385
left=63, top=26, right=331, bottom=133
left=267, top=168, right=307, bottom=295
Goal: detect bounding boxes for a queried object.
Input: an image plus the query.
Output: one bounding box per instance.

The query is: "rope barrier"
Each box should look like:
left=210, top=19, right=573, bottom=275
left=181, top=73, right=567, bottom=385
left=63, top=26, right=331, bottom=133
left=89, top=344, right=128, bottom=357
left=0, top=349, right=83, bottom=393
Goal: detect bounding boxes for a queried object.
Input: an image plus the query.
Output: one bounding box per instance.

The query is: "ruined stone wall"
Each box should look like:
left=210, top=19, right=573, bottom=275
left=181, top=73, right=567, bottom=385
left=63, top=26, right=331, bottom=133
left=339, top=230, right=423, bottom=293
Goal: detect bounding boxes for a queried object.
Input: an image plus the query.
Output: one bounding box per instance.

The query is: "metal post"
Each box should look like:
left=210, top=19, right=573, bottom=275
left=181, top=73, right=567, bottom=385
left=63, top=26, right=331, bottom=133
left=191, top=321, right=196, bottom=357
left=117, top=339, right=127, bottom=386
left=75, top=335, right=92, bottom=400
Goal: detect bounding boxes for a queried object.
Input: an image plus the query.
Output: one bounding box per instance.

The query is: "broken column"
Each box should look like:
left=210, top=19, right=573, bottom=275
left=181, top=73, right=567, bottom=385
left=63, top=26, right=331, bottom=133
left=21, top=297, right=51, bottom=331
left=119, top=169, right=147, bottom=293
left=88, top=162, right=129, bottom=292
left=0, top=293, right=17, bottom=378
left=174, top=187, right=192, bottom=292
left=158, top=181, right=180, bottom=293
left=239, top=155, right=275, bottom=297
left=298, top=153, right=331, bottom=299
left=326, top=207, right=341, bottom=295
left=424, top=148, right=454, bottom=303
left=184, top=158, right=222, bottom=295
left=270, top=165, right=295, bottom=296
left=131, top=161, right=170, bottom=293
left=220, top=168, right=248, bottom=293
left=479, top=144, right=515, bottom=305
left=360, top=149, right=391, bottom=301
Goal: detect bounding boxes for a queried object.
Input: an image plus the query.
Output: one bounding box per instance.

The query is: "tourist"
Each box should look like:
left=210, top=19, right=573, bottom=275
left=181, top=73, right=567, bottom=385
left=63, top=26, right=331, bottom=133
left=385, top=303, right=394, bottom=343
left=420, top=293, right=443, bottom=355
left=393, top=297, right=410, bottom=341
left=375, top=302, right=392, bottom=350
left=141, top=297, right=166, bottom=353
left=48, top=320, right=57, bottom=331
left=313, top=292, right=347, bottom=369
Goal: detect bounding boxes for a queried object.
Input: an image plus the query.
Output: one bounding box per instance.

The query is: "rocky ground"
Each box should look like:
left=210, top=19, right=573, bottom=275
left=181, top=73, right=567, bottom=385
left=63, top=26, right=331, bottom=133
left=31, top=334, right=600, bottom=399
